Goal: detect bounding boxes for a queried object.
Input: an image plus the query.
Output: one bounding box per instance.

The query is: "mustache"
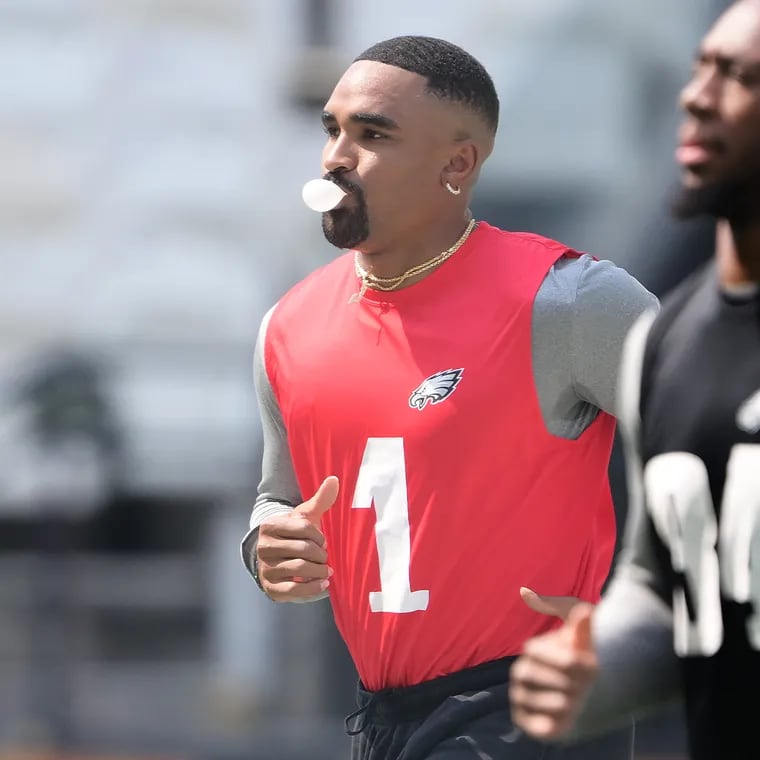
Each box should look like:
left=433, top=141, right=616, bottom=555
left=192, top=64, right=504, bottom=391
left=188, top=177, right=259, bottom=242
left=322, top=172, right=362, bottom=196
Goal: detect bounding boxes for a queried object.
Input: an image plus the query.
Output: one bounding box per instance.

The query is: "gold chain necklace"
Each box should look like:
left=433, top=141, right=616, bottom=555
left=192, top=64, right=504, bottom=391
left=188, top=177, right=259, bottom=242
left=350, top=218, right=478, bottom=303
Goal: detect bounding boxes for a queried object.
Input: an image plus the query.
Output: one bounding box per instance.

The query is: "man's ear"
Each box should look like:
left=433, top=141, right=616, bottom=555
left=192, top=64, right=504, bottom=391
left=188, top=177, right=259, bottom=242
left=441, top=142, right=479, bottom=191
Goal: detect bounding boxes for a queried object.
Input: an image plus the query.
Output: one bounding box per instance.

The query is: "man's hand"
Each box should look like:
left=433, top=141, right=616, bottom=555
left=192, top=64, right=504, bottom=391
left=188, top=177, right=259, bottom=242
left=509, top=588, right=598, bottom=739
left=256, top=476, right=339, bottom=602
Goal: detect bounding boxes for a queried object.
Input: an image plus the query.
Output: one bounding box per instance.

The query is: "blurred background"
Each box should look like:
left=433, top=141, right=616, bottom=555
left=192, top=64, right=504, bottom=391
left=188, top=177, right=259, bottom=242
left=0, top=1, right=728, bottom=758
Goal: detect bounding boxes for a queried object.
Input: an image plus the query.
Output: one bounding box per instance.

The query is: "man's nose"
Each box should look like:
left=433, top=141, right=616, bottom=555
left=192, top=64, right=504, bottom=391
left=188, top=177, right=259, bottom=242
left=323, top=133, right=358, bottom=174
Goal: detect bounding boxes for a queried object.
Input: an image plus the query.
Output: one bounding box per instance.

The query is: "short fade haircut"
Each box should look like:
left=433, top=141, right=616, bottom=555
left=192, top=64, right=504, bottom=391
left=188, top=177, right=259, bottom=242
left=354, top=35, right=499, bottom=134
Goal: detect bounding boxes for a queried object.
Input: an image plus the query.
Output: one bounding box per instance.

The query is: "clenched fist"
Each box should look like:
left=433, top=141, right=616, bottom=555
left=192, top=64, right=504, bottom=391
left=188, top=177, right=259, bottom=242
left=256, top=476, right=339, bottom=602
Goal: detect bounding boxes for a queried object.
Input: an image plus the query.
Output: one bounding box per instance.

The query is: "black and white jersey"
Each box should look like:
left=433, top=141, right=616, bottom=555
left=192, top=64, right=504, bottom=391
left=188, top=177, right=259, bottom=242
left=626, top=261, right=760, bottom=760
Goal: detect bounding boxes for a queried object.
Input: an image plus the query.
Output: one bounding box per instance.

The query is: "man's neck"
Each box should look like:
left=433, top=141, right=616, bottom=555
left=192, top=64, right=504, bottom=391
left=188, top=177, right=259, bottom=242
left=716, top=217, right=760, bottom=287
left=356, top=212, right=475, bottom=286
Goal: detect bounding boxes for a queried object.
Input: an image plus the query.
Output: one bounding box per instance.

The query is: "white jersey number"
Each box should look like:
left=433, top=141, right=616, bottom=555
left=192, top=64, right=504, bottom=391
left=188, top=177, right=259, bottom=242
left=351, top=437, right=430, bottom=613
left=645, top=444, right=760, bottom=655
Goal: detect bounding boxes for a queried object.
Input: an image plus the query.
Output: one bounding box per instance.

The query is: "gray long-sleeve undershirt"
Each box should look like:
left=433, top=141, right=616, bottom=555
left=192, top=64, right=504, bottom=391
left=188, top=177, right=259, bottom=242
left=241, top=254, right=658, bottom=575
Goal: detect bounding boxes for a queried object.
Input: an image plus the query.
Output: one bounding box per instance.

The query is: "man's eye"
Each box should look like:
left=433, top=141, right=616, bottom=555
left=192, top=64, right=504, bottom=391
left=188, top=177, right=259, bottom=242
left=728, top=65, right=752, bottom=85
left=363, top=130, right=385, bottom=140
left=323, top=126, right=339, bottom=137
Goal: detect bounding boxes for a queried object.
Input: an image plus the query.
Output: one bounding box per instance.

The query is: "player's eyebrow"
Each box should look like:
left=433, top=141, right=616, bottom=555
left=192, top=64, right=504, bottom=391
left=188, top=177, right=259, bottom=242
left=321, top=111, right=401, bottom=130
left=695, top=47, right=760, bottom=77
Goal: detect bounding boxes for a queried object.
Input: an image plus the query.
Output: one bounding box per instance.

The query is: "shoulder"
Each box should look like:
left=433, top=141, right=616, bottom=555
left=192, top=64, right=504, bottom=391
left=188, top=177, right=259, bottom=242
left=535, top=254, right=658, bottom=319
left=268, top=253, right=354, bottom=328
left=476, top=222, right=571, bottom=258
left=477, top=222, right=655, bottom=313
left=477, top=222, right=658, bottom=317
left=567, top=255, right=656, bottom=306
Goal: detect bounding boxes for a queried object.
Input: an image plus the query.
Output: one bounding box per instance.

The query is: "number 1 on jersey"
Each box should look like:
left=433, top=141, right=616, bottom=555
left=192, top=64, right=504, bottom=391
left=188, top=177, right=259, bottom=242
left=352, top=437, right=430, bottom=613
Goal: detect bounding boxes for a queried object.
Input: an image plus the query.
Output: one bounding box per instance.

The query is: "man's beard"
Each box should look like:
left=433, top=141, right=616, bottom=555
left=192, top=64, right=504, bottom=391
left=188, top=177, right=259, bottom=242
left=671, top=176, right=760, bottom=224
left=320, top=173, right=369, bottom=249
left=322, top=200, right=370, bottom=249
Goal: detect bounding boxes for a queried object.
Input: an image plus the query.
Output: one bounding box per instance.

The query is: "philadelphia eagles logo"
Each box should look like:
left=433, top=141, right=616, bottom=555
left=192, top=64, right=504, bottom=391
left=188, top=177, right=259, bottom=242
left=409, top=369, right=464, bottom=411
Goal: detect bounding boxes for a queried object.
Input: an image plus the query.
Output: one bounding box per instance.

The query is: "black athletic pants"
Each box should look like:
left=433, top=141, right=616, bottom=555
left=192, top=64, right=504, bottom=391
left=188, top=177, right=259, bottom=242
left=347, top=657, right=634, bottom=760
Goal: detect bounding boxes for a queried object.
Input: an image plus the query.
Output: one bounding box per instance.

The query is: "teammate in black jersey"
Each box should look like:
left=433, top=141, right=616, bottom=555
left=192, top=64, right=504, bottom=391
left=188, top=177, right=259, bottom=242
left=508, top=2, right=760, bottom=759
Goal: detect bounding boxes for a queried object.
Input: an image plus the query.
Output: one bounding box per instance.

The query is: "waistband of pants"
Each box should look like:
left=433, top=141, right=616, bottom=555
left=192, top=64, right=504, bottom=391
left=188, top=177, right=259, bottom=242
left=345, top=656, right=516, bottom=733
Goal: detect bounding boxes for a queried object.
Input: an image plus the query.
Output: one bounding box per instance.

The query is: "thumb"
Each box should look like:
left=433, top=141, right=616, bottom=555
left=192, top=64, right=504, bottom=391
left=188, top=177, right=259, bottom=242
left=565, top=601, right=594, bottom=652
left=519, top=586, right=584, bottom=622
left=294, top=476, right=340, bottom=524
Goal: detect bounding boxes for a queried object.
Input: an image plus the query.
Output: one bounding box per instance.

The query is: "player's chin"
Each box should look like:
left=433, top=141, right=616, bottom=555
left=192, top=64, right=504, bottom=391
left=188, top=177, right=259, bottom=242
left=321, top=209, right=369, bottom=250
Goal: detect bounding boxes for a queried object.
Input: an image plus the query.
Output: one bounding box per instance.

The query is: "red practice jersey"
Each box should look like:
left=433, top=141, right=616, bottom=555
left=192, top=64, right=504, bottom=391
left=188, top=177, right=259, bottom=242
left=264, top=222, right=617, bottom=690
